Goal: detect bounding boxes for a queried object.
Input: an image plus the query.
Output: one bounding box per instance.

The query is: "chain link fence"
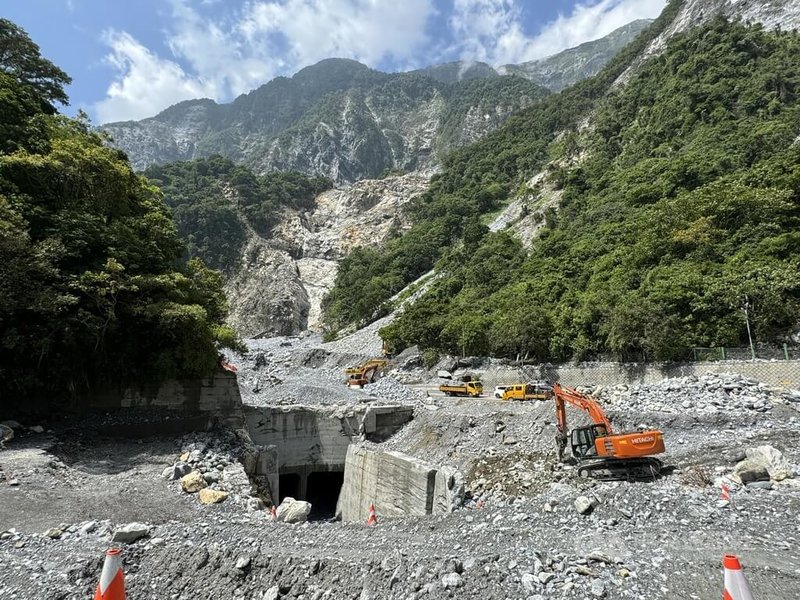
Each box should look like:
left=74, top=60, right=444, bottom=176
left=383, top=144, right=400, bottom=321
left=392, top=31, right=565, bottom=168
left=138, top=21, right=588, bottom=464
left=470, top=359, right=800, bottom=392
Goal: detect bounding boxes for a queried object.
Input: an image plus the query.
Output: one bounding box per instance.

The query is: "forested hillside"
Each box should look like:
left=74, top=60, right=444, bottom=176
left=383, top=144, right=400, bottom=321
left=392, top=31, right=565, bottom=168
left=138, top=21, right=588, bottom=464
left=145, top=158, right=332, bottom=273
left=0, top=19, right=238, bottom=401
left=327, top=13, right=800, bottom=361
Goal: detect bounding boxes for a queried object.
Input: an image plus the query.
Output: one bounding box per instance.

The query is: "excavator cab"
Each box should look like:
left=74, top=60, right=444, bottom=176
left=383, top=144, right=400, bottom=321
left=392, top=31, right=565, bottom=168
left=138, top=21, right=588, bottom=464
left=570, top=424, right=609, bottom=459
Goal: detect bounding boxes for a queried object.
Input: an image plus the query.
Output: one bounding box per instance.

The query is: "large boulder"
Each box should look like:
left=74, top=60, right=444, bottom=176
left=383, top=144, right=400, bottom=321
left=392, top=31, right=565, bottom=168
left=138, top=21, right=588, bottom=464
left=276, top=497, right=312, bottom=523
left=745, top=445, right=794, bottom=481
left=162, top=462, right=192, bottom=481
left=111, top=523, right=150, bottom=543
left=198, top=488, right=229, bottom=504
left=180, top=471, right=207, bottom=493
left=575, top=495, right=599, bottom=515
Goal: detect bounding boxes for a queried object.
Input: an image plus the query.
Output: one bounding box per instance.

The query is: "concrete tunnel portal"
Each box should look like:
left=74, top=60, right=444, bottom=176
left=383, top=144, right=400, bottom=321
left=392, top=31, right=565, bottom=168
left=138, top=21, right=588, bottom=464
left=243, top=404, right=415, bottom=521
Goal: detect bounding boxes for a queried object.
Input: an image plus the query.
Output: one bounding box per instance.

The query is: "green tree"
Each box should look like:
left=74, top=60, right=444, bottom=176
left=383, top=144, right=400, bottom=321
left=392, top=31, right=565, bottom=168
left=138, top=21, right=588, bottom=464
left=0, top=19, right=71, bottom=108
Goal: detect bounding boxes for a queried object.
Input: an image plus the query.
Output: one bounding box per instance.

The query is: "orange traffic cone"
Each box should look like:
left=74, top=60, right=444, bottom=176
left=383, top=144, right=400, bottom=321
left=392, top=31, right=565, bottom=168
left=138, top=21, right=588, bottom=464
left=94, top=548, right=125, bottom=600
left=270, top=506, right=278, bottom=521
left=723, top=554, right=754, bottom=600
left=366, top=502, right=377, bottom=526
left=721, top=483, right=731, bottom=502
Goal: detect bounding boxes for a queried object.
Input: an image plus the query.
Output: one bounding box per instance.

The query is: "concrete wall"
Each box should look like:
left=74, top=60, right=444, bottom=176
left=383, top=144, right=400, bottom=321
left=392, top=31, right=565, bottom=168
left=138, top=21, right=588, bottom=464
left=243, top=404, right=413, bottom=503
left=88, top=370, right=245, bottom=432
left=337, top=445, right=463, bottom=522
left=479, top=360, right=800, bottom=390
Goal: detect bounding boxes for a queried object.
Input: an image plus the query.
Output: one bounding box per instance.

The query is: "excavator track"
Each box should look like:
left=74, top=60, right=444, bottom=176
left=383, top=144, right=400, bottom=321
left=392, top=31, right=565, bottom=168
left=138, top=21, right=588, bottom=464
left=577, top=457, right=663, bottom=481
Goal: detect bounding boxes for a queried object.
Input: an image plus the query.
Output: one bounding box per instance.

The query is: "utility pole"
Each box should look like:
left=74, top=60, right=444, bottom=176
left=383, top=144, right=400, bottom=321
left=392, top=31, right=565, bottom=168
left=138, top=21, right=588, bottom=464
left=742, top=294, right=756, bottom=361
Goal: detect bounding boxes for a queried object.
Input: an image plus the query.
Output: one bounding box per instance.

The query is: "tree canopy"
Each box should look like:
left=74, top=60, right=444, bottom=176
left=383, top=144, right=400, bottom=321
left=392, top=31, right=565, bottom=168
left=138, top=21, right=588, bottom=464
left=0, top=22, right=239, bottom=403
left=326, top=13, right=800, bottom=362
left=0, top=18, right=71, bottom=108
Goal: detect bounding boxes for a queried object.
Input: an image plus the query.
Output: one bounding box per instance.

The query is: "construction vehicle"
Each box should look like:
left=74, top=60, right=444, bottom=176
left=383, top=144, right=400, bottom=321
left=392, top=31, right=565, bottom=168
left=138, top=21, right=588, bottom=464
left=345, top=358, right=388, bottom=388
left=502, top=381, right=553, bottom=401
left=439, top=373, right=483, bottom=397
left=553, top=383, right=665, bottom=480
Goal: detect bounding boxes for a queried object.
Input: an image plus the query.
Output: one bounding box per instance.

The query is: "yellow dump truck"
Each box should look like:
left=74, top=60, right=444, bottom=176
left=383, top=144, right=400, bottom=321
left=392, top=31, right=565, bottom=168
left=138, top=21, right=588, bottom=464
left=501, top=381, right=553, bottom=401
left=439, top=380, right=483, bottom=397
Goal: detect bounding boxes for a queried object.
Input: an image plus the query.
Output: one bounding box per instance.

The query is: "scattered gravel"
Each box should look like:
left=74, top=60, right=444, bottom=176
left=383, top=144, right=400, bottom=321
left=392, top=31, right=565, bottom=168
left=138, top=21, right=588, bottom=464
left=2, top=346, right=799, bottom=599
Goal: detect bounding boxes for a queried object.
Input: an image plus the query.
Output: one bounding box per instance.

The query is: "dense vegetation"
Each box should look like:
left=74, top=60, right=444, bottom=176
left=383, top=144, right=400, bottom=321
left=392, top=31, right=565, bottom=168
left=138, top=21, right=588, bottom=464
left=323, top=0, right=684, bottom=333
left=145, top=158, right=332, bottom=272
left=0, top=19, right=240, bottom=402
left=329, top=11, right=800, bottom=361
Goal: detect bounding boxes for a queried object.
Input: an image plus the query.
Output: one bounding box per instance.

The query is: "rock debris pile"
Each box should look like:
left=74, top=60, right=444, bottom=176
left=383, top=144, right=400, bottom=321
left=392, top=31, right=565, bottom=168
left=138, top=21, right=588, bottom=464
left=164, top=432, right=257, bottom=507
left=592, top=372, right=793, bottom=414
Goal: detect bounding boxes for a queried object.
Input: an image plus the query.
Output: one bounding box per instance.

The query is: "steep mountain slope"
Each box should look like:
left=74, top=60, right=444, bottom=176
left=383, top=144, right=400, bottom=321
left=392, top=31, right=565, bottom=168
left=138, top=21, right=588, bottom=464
left=102, top=61, right=547, bottom=182
left=501, top=19, right=652, bottom=91
left=327, top=3, right=800, bottom=361
left=147, top=157, right=429, bottom=337
left=620, top=0, right=800, bottom=82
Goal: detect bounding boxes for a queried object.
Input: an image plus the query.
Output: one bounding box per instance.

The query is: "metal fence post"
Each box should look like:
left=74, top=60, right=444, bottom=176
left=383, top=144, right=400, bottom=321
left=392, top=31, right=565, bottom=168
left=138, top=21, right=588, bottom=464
left=721, top=347, right=726, bottom=361
left=785, top=343, right=790, bottom=361
left=692, top=348, right=698, bottom=362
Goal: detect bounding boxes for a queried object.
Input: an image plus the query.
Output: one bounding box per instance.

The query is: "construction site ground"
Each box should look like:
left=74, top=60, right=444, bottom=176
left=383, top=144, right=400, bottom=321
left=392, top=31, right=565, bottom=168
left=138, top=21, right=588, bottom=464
left=2, top=335, right=799, bottom=599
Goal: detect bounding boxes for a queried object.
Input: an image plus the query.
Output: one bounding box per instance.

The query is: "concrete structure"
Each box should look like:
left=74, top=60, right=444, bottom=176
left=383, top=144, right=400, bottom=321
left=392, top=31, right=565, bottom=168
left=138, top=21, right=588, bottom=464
left=336, top=445, right=463, bottom=522
left=243, top=404, right=414, bottom=512
left=82, top=370, right=245, bottom=435
left=479, top=360, right=800, bottom=390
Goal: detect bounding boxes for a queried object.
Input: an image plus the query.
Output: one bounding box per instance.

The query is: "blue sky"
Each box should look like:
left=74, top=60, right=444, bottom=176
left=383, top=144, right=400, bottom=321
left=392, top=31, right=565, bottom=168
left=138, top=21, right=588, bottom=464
left=4, top=0, right=666, bottom=124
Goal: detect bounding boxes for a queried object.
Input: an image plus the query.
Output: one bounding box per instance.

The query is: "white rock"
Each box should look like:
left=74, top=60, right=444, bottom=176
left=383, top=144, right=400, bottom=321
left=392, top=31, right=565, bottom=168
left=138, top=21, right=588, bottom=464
left=441, top=572, right=463, bottom=589
left=111, top=523, right=150, bottom=543
left=276, top=497, right=312, bottom=524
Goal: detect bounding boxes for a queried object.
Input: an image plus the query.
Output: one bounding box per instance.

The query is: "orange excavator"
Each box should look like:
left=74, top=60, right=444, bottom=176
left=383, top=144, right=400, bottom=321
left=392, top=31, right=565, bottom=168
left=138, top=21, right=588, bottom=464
left=554, top=383, right=665, bottom=480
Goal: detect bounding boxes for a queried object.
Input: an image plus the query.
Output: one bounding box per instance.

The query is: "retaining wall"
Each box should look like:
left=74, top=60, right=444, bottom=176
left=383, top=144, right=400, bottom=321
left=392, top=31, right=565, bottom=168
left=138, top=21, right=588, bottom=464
left=478, top=360, right=800, bottom=390
left=336, top=445, right=463, bottom=522
left=88, top=370, right=245, bottom=431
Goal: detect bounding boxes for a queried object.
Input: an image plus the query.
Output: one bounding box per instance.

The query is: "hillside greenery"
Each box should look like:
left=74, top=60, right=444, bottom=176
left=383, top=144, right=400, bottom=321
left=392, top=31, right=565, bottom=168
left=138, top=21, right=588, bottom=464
left=323, top=0, right=685, bottom=333
left=0, top=20, right=240, bottom=402
left=328, top=12, right=800, bottom=361
left=145, top=158, right=332, bottom=272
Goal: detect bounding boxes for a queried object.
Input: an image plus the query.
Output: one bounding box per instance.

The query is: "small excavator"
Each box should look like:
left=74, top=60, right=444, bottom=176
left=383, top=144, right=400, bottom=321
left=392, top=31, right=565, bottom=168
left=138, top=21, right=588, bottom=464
left=553, top=383, right=665, bottom=480
left=345, top=358, right=388, bottom=388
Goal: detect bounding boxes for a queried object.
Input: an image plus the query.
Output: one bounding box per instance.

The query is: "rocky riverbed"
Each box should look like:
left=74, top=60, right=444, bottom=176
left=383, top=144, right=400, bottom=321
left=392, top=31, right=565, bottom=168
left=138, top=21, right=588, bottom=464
left=1, top=342, right=799, bottom=599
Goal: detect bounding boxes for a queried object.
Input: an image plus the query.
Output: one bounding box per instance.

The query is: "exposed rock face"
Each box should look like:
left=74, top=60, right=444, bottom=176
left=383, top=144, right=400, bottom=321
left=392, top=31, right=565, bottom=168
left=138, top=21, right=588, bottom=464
left=99, top=23, right=654, bottom=182
left=619, top=0, right=800, bottom=83
left=100, top=58, right=546, bottom=182
left=502, top=20, right=652, bottom=90
left=225, top=172, right=430, bottom=337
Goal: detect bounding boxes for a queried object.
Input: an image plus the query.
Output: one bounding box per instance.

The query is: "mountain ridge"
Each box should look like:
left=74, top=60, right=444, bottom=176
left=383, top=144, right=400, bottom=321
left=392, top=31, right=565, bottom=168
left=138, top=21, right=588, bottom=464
left=100, top=22, right=651, bottom=181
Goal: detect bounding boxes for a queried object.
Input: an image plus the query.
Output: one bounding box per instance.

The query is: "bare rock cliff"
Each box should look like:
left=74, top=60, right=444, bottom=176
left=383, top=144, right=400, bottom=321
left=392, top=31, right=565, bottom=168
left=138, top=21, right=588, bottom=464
left=224, top=172, right=430, bottom=337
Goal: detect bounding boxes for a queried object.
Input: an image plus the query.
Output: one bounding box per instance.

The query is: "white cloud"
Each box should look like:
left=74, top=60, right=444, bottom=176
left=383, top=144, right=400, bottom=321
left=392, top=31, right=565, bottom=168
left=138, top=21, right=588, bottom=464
left=94, top=30, right=214, bottom=123
left=93, top=0, right=666, bottom=123
left=94, top=0, right=436, bottom=123
left=240, top=0, right=434, bottom=69
left=449, top=0, right=666, bottom=66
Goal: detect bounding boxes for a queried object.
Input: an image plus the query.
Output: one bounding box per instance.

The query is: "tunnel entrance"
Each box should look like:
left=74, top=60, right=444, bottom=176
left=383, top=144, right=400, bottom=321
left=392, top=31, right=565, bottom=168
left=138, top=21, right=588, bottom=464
left=306, top=471, right=344, bottom=521
left=279, top=473, right=300, bottom=502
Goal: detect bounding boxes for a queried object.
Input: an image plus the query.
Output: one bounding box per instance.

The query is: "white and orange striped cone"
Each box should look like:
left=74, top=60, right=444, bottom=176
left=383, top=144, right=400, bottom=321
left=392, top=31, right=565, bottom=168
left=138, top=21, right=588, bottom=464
left=270, top=506, right=278, bottom=522
left=723, top=554, right=754, bottom=600
left=94, top=548, right=125, bottom=600
left=366, top=502, right=377, bottom=526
